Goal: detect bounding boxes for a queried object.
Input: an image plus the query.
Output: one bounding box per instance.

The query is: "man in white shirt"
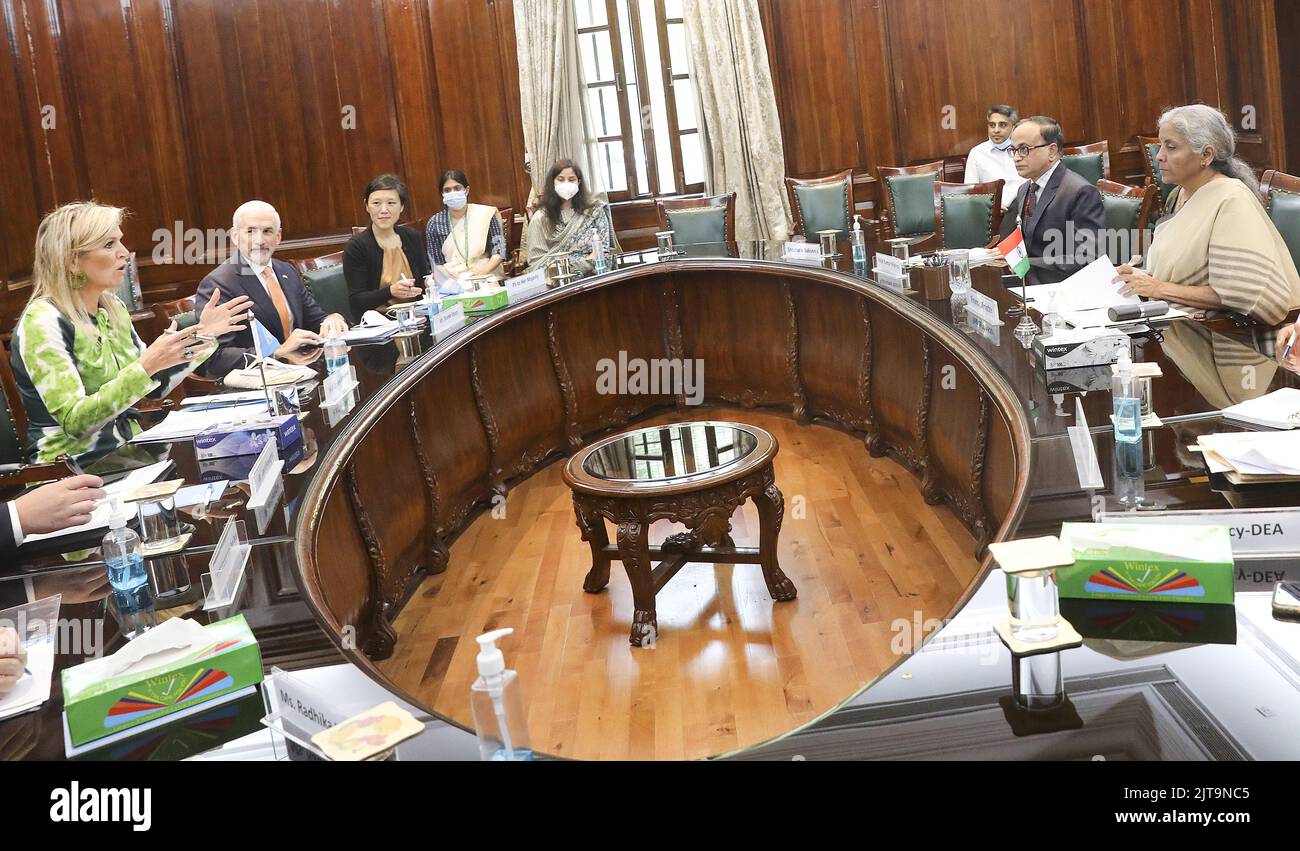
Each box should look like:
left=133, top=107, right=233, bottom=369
left=963, top=105, right=1026, bottom=211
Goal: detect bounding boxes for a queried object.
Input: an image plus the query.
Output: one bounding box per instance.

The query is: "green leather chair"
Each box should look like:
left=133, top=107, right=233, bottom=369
left=656, top=193, right=736, bottom=245
left=877, top=161, right=942, bottom=240
left=785, top=169, right=852, bottom=240
left=1096, top=179, right=1156, bottom=266
left=1139, top=136, right=1175, bottom=208
left=301, top=263, right=355, bottom=326
left=940, top=196, right=996, bottom=250
left=1061, top=142, right=1109, bottom=186
left=1262, top=169, right=1300, bottom=273
left=1, top=395, right=21, bottom=466
left=1, top=351, right=27, bottom=466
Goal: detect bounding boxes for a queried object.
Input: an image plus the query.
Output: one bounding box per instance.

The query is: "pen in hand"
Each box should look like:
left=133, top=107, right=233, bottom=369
left=1284, top=328, right=1296, bottom=362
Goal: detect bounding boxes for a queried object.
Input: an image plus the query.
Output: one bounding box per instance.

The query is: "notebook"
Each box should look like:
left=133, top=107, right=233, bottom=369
left=1220, top=387, right=1300, bottom=430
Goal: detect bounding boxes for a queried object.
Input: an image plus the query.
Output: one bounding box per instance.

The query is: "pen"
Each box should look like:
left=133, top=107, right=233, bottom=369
left=163, top=327, right=216, bottom=343
left=1283, top=328, right=1296, bottom=362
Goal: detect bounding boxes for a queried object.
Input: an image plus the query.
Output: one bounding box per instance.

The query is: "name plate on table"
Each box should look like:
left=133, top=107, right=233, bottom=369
left=433, top=302, right=466, bottom=340
left=782, top=241, right=822, bottom=263
left=320, top=364, right=357, bottom=407
left=874, top=253, right=905, bottom=277
left=1098, top=508, right=1300, bottom=558
left=203, top=517, right=250, bottom=611
left=270, top=668, right=351, bottom=734
left=505, top=269, right=547, bottom=304
left=965, top=288, right=1004, bottom=325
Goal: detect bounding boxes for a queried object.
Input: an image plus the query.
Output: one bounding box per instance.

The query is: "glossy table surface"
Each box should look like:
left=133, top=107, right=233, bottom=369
left=6, top=238, right=1300, bottom=761
left=580, top=422, right=761, bottom=482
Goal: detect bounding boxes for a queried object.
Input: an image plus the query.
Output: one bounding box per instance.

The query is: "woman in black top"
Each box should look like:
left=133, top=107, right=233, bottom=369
left=343, top=174, right=431, bottom=317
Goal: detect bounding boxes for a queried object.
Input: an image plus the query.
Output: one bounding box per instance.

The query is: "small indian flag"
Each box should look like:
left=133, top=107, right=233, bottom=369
left=997, top=227, right=1031, bottom=279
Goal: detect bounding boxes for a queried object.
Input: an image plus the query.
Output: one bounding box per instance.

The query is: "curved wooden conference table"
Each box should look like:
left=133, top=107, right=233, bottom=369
left=6, top=240, right=1300, bottom=760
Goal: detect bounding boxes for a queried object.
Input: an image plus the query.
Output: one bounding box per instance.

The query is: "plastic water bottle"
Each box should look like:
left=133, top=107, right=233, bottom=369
left=323, top=334, right=349, bottom=375
left=102, top=501, right=156, bottom=637
left=1111, top=344, right=1144, bottom=506
left=470, top=628, right=533, bottom=761
left=592, top=236, right=608, bottom=275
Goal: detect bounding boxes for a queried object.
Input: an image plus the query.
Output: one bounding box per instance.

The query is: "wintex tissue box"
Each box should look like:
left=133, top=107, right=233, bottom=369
left=1033, top=326, right=1127, bottom=370
left=194, top=413, right=301, bottom=460
left=62, top=615, right=262, bottom=747
left=1057, top=523, right=1234, bottom=604
left=440, top=286, right=509, bottom=316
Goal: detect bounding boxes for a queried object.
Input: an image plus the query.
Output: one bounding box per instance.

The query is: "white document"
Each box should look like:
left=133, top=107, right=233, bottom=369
left=1221, top=387, right=1300, bottom=430
left=0, top=640, right=54, bottom=720
left=131, top=401, right=273, bottom=443
left=1196, top=431, right=1300, bottom=476
left=1023, top=256, right=1138, bottom=313
left=341, top=321, right=401, bottom=344
left=180, top=390, right=268, bottom=407
left=20, top=460, right=170, bottom=544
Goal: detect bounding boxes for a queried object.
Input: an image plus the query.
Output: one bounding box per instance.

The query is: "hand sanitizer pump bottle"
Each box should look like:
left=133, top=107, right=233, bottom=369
left=1111, top=343, right=1144, bottom=507
left=471, top=628, right=533, bottom=761
left=851, top=215, right=868, bottom=267
left=103, top=500, right=157, bottom=639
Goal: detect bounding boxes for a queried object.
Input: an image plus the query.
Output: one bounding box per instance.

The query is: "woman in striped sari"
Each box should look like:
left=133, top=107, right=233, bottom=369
left=1114, top=104, right=1300, bottom=327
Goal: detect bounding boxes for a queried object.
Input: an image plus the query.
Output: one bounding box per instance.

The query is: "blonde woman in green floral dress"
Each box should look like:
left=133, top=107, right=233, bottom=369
left=10, top=202, right=253, bottom=470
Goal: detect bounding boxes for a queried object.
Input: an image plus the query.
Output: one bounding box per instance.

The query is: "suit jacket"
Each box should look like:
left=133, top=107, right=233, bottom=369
left=0, top=502, right=17, bottom=562
left=999, top=162, right=1106, bottom=285
left=343, top=225, right=431, bottom=317
left=195, top=252, right=331, bottom=379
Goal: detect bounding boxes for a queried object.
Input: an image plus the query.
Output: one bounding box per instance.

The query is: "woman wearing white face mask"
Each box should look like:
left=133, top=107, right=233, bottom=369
left=425, top=169, right=507, bottom=283
left=526, top=159, right=620, bottom=273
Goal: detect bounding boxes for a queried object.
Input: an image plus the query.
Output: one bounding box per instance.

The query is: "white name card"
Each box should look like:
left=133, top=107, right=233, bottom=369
left=965, top=288, right=1004, bottom=325
left=506, top=269, right=548, bottom=304
left=1098, top=508, right=1300, bottom=557
left=782, top=241, right=822, bottom=262
left=269, top=668, right=349, bottom=736
left=874, top=270, right=908, bottom=293
left=321, top=363, right=357, bottom=407
left=874, top=253, right=905, bottom=277
left=433, top=302, right=466, bottom=340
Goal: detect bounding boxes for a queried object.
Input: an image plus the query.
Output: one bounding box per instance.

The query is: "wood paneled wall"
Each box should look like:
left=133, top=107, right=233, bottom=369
left=762, top=0, right=1293, bottom=215
left=2, top=0, right=1294, bottom=329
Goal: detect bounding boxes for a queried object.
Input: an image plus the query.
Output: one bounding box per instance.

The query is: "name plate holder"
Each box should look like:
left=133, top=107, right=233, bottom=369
left=320, top=364, right=358, bottom=408
left=505, top=268, right=548, bottom=304
left=782, top=241, right=823, bottom=264
left=965, top=287, right=1004, bottom=326
left=432, top=302, right=466, bottom=341
left=202, top=517, right=250, bottom=613
left=1068, top=397, right=1105, bottom=491
left=322, top=388, right=358, bottom=428
left=245, top=440, right=285, bottom=534
left=873, top=253, right=910, bottom=293
left=261, top=667, right=396, bottom=761
left=1098, top=507, right=1300, bottom=559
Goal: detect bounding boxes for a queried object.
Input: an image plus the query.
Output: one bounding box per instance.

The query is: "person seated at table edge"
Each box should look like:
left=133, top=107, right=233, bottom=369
left=344, top=174, right=431, bottom=317
left=425, top=169, right=507, bottom=285
left=964, top=104, right=1026, bottom=212
left=526, top=159, right=620, bottom=274
left=997, top=115, right=1106, bottom=285
left=1116, top=104, right=1300, bottom=327
left=12, top=202, right=249, bottom=469
left=196, top=200, right=348, bottom=379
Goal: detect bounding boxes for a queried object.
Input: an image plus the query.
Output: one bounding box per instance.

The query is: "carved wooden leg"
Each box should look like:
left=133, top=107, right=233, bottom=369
left=754, top=481, right=797, bottom=602
left=428, top=531, right=450, bottom=576
left=575, top=499, right=612, bottom=593
left=617, top=520, right=658, bottom=647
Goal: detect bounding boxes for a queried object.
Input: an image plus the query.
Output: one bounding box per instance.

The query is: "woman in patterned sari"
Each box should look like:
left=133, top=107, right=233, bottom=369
left=525, top=159, right=620, bottom=274
left=425, top=169, right=508, bottom=283
left=11, top=202, right=250, bottom=470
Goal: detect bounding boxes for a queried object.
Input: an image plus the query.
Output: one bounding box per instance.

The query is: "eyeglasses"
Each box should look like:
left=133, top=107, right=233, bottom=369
left=1009, top=143, right=1052, bottom=159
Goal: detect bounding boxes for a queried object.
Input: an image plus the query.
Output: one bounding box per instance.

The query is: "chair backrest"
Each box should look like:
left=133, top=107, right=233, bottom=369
left=1096, top=179, right=1157, bottom=264
left=1137, top=135, right=1175, bottom=207
left=876, top=161, right=942, bottom=239
left=296, top=254, right=355, bottom=326
left=1061, top=141, right=1110, bottom=185
left=0, top=346, right=26, bottom=465
left=655, top=193, right=737, bottom=245
left=784, top=169, right=853, bottom=240
left=936, top=180, right=1004, bottom=250
left=1261, top=169, right=1300, bottom=274
left=151, top=296, right=199, bottom=332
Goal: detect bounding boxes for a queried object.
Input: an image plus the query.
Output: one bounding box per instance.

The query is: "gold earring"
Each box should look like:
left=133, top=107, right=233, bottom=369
left=69, top=271, right=87, bottom=290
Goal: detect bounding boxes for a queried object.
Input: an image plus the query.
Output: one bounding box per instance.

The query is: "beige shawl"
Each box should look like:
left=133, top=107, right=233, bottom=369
left=1145, top=176, right=1300, bottom=325
left=443, top=203, right=503, bottom=280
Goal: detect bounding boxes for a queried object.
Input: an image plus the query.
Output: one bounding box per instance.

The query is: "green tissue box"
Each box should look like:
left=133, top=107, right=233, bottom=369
left=441, top=286, right=509, bottom=315
left=1057, top=523, right=1235, bottom=604
left=62, top=615, right=262, bottom=747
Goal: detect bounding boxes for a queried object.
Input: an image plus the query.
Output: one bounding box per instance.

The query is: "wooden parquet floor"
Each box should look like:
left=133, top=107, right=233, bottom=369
left=377, top=407, right=981, bottom=760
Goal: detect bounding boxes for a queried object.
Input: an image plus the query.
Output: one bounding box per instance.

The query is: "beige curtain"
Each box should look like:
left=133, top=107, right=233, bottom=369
left=513, top=0, right=604, bottom=207
left=681, top=0, right=791, bottom=241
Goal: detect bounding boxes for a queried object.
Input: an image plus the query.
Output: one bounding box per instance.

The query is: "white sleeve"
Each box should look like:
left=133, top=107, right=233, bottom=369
left=7, top=501, right=22, bottom=547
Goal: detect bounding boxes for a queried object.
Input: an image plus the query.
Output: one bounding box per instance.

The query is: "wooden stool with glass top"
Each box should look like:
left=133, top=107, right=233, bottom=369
left=562, top=421, right=797, bottom=647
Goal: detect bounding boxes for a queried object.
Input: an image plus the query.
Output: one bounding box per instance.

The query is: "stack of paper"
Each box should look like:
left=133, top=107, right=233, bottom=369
left=131, top=400, right=273, bottom=443
left=1195, top=431, right=1300, bottom=483
left=1221, top=387, right=1300, bottom=430
left=223, top=360, right=317, bottom=389
left=21, top=460, right=172, bottom=544
left=1023, top=256, right=1138, bottom=313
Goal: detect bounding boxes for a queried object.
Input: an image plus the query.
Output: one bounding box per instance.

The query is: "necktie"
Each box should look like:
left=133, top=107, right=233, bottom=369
left=1022, top=182, right=1039, bottom=224
left=260, top=266, right=293, bottom=340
